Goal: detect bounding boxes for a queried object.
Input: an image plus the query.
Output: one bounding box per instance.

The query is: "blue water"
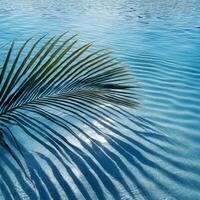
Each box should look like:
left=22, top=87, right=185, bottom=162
left=0, top=0, right=200, bottom=199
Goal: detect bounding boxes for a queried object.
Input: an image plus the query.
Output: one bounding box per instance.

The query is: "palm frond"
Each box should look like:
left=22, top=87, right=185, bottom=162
left=0, top=34, right=136, bottom=114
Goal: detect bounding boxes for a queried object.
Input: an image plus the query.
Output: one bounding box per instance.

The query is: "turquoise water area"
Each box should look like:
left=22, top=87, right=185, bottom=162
left=0, top=0, right=200, bottom=199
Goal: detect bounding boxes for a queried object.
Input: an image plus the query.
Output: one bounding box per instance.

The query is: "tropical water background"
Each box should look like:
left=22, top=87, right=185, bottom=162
left=0, top=0, right=200, bottom=199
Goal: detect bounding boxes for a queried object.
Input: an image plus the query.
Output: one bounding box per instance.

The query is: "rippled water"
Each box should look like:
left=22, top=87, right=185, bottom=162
left=0, top=0, right=200, bottom=200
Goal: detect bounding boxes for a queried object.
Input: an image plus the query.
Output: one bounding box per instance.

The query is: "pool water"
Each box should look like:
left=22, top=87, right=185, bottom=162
left=0, top=0, right=200, bottom=199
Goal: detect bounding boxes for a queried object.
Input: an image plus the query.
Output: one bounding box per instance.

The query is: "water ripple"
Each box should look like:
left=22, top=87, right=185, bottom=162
left=0, top=0, right=200, bottom=199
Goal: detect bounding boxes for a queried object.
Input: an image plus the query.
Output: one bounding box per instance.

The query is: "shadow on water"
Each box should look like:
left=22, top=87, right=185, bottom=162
left=0, top=101, right=182, bottom=200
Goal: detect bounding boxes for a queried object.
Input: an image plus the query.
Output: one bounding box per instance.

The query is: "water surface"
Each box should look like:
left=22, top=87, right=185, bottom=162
left=0, top=1, right=200, bottom=199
